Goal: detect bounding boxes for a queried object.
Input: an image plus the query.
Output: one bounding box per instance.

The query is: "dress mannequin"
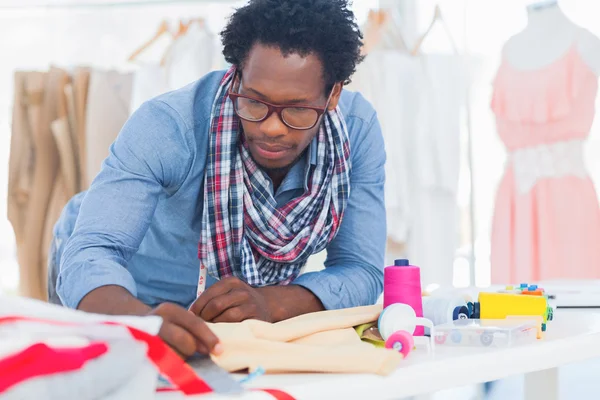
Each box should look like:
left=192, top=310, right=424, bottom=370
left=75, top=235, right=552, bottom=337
left=489, top=1, right=600, bottom=283
left=503, top=2, right=600, bottom=74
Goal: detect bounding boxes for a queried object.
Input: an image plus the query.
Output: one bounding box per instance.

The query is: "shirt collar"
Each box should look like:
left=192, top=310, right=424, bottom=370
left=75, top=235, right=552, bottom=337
left=308, top=135, right=318, bottom=166
left=274, top=136, right=317, bottom=195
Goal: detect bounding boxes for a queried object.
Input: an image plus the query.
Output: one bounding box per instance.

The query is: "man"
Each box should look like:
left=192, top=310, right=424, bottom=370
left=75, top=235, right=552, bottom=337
left=49, top=0, right=386, bottom=358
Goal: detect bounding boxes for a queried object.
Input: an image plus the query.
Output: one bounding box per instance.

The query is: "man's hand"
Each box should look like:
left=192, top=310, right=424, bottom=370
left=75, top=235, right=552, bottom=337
left=148, top=302, right=223, bottom=359
left=189, top=277, right=272, bottom=322
left=189, top=277, right=325, bottom=323
left=78, top=285, right=222, bottom=359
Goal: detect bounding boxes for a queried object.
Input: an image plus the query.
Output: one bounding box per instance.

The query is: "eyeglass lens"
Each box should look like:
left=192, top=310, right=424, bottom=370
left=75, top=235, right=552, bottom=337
left=234, top=97, right=320, bottom=129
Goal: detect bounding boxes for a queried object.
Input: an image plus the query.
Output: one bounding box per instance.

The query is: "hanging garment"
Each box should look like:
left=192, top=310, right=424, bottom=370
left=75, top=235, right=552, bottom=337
left=347, top=51, right=412, bottom=244
left=129, top=63, right=168, bottom=115
left=52, top=83, right=80, bottom=198
left=130, top=22, right=215, bottom=114
left=8, top=72, right=36, bottom=258
left=207, top=304, right=402, bottom=375
left=84, top=70, right=133, bottom=187
left=407, top=55, right=466, bottom=288
left=163, top=21, right=215, bottom=91
left=10, top=68, right=87, bottom=302
left=72, top=67, right=90, bottom=191
left=348, top=53, right=466, bottom=288
left=17, top=69, right=67, bottom=301
left=42, top=89, right=81, bottom=299
left=490, top=43, right=600, bottom=283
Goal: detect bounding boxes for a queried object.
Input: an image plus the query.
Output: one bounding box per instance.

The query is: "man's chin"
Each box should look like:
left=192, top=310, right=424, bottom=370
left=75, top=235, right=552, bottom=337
left=255, top=160, right=294, bottom=176
left=248, top=147, right=307, bottom=177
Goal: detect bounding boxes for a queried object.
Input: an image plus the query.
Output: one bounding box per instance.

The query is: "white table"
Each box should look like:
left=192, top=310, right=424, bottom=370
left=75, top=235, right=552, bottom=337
left=159, top=308, right=600, bottom=400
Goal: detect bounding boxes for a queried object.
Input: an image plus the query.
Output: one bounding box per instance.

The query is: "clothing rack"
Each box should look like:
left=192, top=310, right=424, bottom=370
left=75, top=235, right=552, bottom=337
left=7, top=12, right=219, bottom=301
left=362, top=2, right=478, bottom=287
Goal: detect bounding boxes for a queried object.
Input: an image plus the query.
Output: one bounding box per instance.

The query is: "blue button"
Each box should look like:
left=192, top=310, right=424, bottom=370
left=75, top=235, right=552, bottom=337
left=394, top=259, right=410, bottom=266
left=529, top=285, right=538, bottom=290
left=520, top=283, right=528, bottom=288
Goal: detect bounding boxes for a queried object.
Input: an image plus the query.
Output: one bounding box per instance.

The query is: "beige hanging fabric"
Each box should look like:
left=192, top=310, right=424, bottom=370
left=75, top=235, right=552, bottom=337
left=8, top=72, right=35, bottom=256
left=73, top=67, right=91, bottom=191
left=83, top=70, right=133, bottom=187
left=8, top=72, right=43, bottom=299
left=8, top=21, right=209, bottom=301
left=207, top=305, right=403, bottom=375
left=7, top=65, right=137, bottom=301
left=42, top=74, right=80, bottom=292
left=15, top=69, right=66, bottom=301
left=8, top=66, right=86, bottom=301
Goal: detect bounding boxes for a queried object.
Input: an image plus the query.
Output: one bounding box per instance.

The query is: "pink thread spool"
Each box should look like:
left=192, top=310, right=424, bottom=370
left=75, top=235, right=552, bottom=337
left=384, top=259, right=424, bottom=336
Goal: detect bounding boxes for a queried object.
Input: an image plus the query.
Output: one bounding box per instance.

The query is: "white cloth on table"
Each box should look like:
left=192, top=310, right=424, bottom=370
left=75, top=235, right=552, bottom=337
left=0, top=294, right=162, bottom=400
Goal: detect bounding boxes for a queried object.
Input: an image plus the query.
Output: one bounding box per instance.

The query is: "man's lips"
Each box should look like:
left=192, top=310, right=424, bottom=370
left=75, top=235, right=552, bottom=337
left=255, top=142, right=292, bottom=152
left=252, top=141, right=293, bottom=159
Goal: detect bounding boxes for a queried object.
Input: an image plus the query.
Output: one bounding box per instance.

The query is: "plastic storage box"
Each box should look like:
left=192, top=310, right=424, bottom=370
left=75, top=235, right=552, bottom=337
left=433, top=319, right=539, bottom=348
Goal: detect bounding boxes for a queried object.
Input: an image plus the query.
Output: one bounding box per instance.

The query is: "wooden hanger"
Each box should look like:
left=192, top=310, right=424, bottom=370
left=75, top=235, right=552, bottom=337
left=410, top=4, right=459, bottom=56
left=174, top=20, right=190, bottom=40
left=159, top=17, right=207, bottom=66
left=127, top=20, right=171, bottom=63
left=361, top=10, right=384, bottom=55
left=362, top=9, right=408, bottom=55
left=383, top=8, right=409, bottom=52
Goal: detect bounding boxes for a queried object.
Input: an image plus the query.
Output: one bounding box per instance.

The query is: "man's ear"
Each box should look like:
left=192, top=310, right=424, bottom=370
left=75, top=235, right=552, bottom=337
left=327, top=83, right=343, bottom=111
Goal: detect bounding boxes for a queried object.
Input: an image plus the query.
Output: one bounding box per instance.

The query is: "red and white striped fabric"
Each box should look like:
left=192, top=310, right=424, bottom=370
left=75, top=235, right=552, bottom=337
left=0, top=295, right=295, bottom=400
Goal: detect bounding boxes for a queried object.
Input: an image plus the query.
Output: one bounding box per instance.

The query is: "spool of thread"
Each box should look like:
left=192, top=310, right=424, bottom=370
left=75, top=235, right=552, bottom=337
left=422, top=296, right=470, bottom=335
left=384, top=259, right=424, bottom=336
left=378, top=303, right=417, bottom=341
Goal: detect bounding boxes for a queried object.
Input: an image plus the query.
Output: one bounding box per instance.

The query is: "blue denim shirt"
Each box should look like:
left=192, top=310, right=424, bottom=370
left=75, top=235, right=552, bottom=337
left=54, top=70, right=387, bottom=311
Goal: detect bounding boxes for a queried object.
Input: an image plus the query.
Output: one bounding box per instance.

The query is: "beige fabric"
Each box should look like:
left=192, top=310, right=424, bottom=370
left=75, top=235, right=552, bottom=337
left=207, top=305, right=403, bottom=375
left=9, top=67, right=141, bottom=302
left=290, top=327, right=360, bottom=346
left=11, top=72, right=47, bottom=300
left=42, top=68, right=75, bottom=303
left=52, top=117, right=78, bottom=198
left=73, top=67, right=90, bottom=191
left=83, top=70, right=133, bottom=187
left=8, top=72, right=35, bottom=250
left=7, top=66, right=136, bottom=302
left=54, top=83, right=81, bottom=198
left=18, top=69, right=67, bottom=301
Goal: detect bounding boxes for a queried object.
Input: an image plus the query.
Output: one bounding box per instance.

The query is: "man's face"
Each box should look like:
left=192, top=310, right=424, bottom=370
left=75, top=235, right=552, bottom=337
left=236, top=44, right=341, bottom=172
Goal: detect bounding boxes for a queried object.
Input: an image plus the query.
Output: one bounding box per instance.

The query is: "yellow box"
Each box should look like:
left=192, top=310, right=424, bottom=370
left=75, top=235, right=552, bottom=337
left=479, top=292, right=549, bottom=323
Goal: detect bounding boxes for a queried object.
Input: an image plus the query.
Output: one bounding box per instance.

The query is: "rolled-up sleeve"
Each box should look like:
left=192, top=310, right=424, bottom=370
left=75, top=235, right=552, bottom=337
left=294, top=112, right=386, bottom=309
left=57, top=100, right=193, bottom=309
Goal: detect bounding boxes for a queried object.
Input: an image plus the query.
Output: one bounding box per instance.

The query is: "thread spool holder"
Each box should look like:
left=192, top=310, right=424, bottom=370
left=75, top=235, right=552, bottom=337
left=378, top=303, right=436, bottom=358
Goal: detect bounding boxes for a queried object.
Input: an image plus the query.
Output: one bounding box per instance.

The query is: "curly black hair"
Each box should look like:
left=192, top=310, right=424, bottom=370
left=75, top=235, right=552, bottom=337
left=220, top=0, right=364, bottom=92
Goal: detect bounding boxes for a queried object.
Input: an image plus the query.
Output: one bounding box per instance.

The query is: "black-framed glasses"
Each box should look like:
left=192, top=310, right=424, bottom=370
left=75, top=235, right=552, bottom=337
left=228, top=71, right=335, bottom=130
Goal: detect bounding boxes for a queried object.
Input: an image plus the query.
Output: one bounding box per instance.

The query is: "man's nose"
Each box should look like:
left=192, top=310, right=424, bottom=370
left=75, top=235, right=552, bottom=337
left=259, top=111, right=288, bottom=138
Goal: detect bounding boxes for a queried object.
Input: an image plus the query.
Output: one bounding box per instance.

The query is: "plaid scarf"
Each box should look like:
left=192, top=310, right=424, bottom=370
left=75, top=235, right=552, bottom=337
left=198, top=67, right=351, bottom=292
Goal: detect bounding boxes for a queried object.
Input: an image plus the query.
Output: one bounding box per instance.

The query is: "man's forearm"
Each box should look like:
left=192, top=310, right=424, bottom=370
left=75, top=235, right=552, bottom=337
left=77, top=285, right=151, bottom=316
left=258, top=284, right=325, bottom=322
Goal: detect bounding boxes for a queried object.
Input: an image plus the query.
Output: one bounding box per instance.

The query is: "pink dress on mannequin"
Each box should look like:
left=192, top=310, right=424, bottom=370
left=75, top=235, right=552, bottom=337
left=490, top=43, right=600, bottom=284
